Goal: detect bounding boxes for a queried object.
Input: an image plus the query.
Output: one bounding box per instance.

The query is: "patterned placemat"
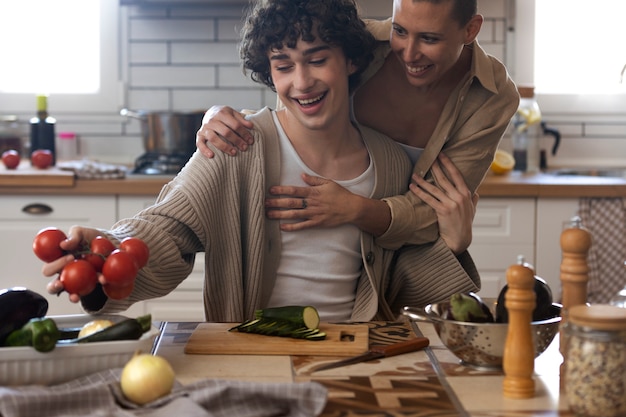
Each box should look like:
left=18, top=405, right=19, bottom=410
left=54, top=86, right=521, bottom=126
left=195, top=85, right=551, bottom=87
left=294, top=321, right=465, bottom=417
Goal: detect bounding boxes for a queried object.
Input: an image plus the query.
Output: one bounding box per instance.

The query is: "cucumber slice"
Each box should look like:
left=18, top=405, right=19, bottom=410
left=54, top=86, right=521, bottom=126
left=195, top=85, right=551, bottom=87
left=229, top=306, right=326, bottom=341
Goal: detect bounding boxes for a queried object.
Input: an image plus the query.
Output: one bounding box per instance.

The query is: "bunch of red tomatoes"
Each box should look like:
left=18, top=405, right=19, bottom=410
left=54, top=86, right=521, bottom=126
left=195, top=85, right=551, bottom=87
left=32, top=227, right=149, bottom=300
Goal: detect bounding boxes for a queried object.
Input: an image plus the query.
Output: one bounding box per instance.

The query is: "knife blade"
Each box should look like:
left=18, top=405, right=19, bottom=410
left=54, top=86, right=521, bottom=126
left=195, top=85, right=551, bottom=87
left=310, top=336, right=429, bottom=372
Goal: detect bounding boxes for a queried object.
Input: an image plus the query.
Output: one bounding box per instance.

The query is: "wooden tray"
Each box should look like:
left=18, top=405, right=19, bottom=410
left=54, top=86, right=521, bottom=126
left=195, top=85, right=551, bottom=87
left=184, top=322, right=369, bottom=356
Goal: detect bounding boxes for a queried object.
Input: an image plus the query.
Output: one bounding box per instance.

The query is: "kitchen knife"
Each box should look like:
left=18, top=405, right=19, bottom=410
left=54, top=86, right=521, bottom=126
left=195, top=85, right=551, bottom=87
left=310, top=336, right=429, bottom=372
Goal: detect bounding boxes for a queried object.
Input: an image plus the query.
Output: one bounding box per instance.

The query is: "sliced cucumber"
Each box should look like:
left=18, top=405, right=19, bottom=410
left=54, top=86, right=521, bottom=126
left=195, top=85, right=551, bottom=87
left=230, top=306, right=325, bottom=340
left=254, top=305, right=320, bottom=329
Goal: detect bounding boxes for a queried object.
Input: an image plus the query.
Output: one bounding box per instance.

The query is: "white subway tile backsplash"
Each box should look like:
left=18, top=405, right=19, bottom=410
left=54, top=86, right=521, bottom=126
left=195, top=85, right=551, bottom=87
left=177, top=89, right=267, bottom=111
left=127, top=90, right=171, bottom=111
left=127, top=6, right=167, bottom=18
left=478, top=20, right=495, bottom=42
left=583, top=123, right=626, bottom=138
left=548, top=138, right=626, bottom=168
left=129, top=43, right=169, bottom=64
left=130, top=66, right=216, bottom=87
left=217, top=18, right=244, bottom=40
left=493, top=19, right=506, bottom=42
left=544, top=123, right=584, bottom=138
left=218, top=65, right=258, bottom=88
left=171, top=42, right=239, bottom=64
left=130, top=19, right=215, bottom=41
left=79, top=135, right=144, bottom=165
left=477, top=18, right=507, bottom=44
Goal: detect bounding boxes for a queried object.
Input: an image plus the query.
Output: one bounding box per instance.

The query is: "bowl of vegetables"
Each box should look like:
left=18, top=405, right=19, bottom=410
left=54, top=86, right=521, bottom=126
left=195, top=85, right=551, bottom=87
left=403, top=291, right=562, bottom=369
left=0, top=312, right=159, bottom=386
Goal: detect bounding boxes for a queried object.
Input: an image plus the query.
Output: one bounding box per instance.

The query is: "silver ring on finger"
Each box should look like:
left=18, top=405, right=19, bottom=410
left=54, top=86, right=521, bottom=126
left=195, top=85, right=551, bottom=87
left=302, top=199, right=308, bottom=209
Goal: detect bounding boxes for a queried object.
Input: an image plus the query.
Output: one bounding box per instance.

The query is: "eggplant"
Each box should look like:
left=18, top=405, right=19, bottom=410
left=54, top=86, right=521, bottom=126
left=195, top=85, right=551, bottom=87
left=495, top=275, right=554, bottom=323
left=0, top=287, right=49, bottom=345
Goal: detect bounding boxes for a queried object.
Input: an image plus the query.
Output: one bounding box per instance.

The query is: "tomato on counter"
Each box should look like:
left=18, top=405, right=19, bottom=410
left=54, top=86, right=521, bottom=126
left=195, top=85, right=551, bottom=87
left=1, top=150, right=20, bottom=169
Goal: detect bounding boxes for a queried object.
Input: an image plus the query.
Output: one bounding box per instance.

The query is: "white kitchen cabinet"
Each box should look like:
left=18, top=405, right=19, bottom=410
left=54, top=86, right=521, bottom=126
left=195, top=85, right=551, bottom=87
left=468, top=198, right=536, bottom=298
left=534, top=198, right=579, bottom=300
left=117, top=196, right=205, bottom=321
left=470, top=197, right=580, bottom=302
left=0, top=195, right=116, bottom=315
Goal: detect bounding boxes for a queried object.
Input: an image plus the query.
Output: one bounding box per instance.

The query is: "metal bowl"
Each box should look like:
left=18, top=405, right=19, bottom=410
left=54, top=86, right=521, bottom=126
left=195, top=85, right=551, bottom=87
left=402, top=298, right=561, bottom=369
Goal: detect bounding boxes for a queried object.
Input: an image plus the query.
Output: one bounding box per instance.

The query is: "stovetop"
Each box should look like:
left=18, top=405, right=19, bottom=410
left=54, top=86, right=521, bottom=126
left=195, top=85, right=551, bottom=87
left=132, top=152, right=191, bottom=175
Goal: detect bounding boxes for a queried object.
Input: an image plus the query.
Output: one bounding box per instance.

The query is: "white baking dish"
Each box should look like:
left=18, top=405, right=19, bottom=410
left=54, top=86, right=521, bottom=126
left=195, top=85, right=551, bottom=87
left=0, top=314, right=159, bottom=386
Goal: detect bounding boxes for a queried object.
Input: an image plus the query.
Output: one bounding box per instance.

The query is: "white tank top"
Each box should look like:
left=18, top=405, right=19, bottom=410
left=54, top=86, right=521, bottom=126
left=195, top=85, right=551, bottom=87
left=267, top=112, right=375, bottom=321
left=398, top=142, right=424, bottom=165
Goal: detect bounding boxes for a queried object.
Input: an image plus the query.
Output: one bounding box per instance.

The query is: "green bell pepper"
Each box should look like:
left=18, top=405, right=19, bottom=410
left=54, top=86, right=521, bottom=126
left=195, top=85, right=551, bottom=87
left=5, top=317, right=60, bottom=352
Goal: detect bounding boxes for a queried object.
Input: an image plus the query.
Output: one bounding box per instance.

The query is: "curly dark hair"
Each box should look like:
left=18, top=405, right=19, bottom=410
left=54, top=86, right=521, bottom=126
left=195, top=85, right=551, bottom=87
left=239, top=0, right=376, bottom=92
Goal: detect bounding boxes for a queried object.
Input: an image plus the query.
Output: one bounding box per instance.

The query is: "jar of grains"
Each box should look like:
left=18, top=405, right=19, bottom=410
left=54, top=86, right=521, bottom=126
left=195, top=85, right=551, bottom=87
left=564, top=304, right=626, bottom=417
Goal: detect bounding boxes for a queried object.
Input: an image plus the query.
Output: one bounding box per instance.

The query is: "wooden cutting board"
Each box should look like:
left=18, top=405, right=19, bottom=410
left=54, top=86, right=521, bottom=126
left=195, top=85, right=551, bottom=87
left=0, top=164, right=75, bottom=187
left=184, top=322, right=369, bottom=356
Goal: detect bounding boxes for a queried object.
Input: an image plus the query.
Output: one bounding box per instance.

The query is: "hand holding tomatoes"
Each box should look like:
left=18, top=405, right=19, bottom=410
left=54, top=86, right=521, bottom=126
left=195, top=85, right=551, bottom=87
left=34, top=227, right=149, bottom=300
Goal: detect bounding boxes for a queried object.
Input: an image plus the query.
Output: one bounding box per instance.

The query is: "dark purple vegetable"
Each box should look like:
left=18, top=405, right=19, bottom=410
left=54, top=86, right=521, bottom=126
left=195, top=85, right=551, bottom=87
left=0, top=287, right=49, bottom=345
left=495, top=275, right=554, bottom=323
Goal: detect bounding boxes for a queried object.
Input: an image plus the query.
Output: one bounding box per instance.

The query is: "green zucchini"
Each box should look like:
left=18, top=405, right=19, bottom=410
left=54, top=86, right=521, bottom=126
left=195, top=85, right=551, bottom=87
left=57, top=314, right=152, bottom=344
left=230, top=306, right=325, bottom=340
left=254, top=305, right=320, bottom=329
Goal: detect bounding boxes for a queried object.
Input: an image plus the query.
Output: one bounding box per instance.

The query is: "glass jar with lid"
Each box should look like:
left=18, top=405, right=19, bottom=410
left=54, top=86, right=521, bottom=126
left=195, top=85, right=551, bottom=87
left=564, top=304, right=626, bottom=417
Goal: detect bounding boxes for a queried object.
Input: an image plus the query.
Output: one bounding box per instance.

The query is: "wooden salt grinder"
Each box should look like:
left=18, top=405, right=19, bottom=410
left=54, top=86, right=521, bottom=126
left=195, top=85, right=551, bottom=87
left=503, top=256, right=536, bottom=399
left=558, top=216, right=592, bottom=387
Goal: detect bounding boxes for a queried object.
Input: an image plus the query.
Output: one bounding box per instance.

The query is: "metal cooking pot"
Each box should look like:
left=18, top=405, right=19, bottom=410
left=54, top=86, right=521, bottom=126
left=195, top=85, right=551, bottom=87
left=120, top=109, right=205, bottom=158
left=0, top=115, right=25, bottom=155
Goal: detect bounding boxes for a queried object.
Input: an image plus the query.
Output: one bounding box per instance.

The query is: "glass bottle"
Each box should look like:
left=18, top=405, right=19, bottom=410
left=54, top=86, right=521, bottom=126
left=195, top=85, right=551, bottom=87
left=30, top=94, right=56, bottom=166
left=512, top=86, right=541, bottom=173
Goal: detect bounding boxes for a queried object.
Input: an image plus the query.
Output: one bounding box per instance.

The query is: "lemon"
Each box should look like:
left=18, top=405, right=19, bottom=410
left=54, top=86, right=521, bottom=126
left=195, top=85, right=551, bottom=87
left=490, top=150, right=515, bottom=175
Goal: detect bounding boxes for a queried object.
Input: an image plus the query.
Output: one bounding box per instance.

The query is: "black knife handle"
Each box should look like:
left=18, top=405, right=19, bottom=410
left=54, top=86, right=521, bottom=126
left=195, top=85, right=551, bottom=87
left=370, top=337, right=429, bottom=357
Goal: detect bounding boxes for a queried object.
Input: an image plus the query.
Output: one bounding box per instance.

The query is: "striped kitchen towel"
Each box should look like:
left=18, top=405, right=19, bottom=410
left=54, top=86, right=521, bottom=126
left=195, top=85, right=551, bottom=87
left=579, top=197, right=626, bottom=303
left=0, top=368, right=327, bottom=417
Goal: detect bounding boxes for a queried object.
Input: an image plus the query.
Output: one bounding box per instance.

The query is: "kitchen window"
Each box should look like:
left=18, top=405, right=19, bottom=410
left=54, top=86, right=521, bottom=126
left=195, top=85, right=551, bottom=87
left=0, top=0, right=121, bottom=113
left=515, top=0, right=626, bottom=114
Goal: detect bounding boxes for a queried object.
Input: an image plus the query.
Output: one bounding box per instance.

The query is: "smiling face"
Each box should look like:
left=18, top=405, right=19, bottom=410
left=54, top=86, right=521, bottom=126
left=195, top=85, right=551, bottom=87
left=390, top=0, right=481, bottom=89
left=269, top=36, right=356, bottom=132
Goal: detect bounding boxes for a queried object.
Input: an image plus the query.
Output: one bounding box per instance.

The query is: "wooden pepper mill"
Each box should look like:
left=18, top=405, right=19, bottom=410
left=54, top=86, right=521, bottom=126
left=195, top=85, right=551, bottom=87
left=558, top=216, right=592, bottom=387
left=559, top=216, right=592, bottom=310
left=503, top=255, right=536, bottom=399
